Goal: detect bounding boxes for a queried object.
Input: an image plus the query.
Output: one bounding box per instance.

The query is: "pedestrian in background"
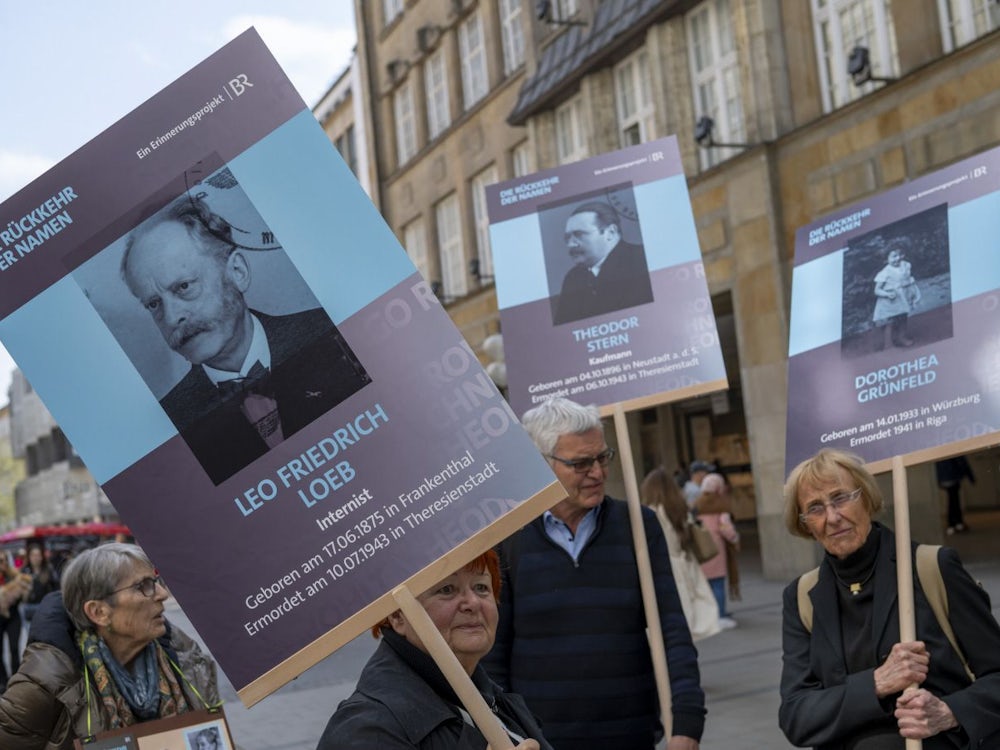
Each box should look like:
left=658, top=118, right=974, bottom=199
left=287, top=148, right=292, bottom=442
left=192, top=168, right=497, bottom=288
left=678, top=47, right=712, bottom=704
left=934, top=455, right=975, bottom=535
left=683, top=460, right=715, bottom=508
left=695, top=473, right=740, bottom=630
left=19, top=544, right=58, bottom=626
left=641, top=466, right=721, bottom=642
left=0, top=555, right=29, bottom=693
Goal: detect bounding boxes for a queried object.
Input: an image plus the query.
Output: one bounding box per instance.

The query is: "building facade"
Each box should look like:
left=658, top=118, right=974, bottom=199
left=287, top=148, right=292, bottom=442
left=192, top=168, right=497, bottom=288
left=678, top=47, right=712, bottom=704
left=355, top=0, right=1000, bottom=578
left=8, top=370, right=115, bottom=527
left=0, top=404, right=24, bottom=531
left=315, top=53, right=379, bottom=203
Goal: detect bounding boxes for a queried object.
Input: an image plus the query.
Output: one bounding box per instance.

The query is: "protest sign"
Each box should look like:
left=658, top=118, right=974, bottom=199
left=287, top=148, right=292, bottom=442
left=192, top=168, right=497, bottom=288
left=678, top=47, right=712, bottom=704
left=786, top=146, right=1000, bottom=472
left=485, top=136, right=727, bottom=416
left=486, top=136, right=728, bottom=737
left=0, top=29, right=563, bottom=705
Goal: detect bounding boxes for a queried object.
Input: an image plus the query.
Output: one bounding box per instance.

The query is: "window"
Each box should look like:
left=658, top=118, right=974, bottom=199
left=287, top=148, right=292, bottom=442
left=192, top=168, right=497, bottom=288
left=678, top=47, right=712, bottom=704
left=404, top=218, right=431, bottom=283
left=556, top=0, right=579, bottom=18
left=471, top=165, right=499, bottom=281
left=555, top=95, right=588, bottom=164
left=383, top=0, right=404, bottom=26
left=425, top=49, right=452, bottom=139
left=459, top=12, right=489, bottom=109
left=811, top=0, right=898, bottom=111
left=614, top=49, right=655, bottom=147
left=394, top=80, right=417, bottom=165
left=335, top=126, right=357, bottom=176
left=938, top=0, right=1000, bottom=51
left=512, top=141, right=534, bottom=177
left=53, top=428, right=69, bottom=463
left=499, top=0, right=526, bottom=74
left=436, top=194, right=467, bottom=298
left=687, top=0, right=745, bottom=168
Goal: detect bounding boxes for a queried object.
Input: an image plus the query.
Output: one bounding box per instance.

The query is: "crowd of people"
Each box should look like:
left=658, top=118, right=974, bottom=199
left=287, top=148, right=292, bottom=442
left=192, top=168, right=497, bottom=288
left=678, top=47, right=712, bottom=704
left=0, top=399, right=996, bottom=749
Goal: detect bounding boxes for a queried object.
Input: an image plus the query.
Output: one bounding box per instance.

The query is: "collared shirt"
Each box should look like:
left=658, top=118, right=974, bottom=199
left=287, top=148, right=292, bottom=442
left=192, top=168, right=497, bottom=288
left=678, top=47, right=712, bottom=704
left=588, top=244, right=615, bottom=276
left=202, top=314, right=271, bottom=386
left=543, top=504, right=601, bottom=561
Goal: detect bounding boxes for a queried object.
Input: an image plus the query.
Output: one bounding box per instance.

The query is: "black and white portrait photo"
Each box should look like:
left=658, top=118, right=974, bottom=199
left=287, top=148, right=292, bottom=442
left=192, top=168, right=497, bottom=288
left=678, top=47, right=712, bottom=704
left=186, top=724, right=228, bottom=750
left=841, top=203, right=954, bottom=358
left=74, top=166, right=371, bottom=485
left=538, top=185, right=654, bottom=326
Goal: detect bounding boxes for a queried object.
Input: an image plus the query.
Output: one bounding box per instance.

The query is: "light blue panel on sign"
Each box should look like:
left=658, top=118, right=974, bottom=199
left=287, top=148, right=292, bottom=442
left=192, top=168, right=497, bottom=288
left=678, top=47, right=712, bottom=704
left=0, top=278, right=175, bottom=483
left=634, top=175, right=702, bottom=271
left=788, top=250, right=845, bottom=357
left=949, top=192, right=1000, bottom=302
left=491, top=216, right=548, bottom=309
left=228, top=110, right=415, bottom=322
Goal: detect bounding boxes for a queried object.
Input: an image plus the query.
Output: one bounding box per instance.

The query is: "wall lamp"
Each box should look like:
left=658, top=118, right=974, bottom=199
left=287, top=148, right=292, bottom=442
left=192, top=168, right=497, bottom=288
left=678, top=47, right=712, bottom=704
left=694, top=116, right=756, bottom=150
left=469, top=258, right=494, bottom=284
left=847, top=46, right=894, bottom=87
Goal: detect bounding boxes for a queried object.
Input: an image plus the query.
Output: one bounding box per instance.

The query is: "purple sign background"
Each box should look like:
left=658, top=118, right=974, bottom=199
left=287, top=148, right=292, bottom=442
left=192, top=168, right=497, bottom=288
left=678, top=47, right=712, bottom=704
left=486, top=137, right=727, bottom=417
left=500, top=264, right=726, bottom=415
left=0, top=31, right=560, bottom=701
left=786, top=146, right=1000, bottom=472
left=107, top=274, right=557, bottom=692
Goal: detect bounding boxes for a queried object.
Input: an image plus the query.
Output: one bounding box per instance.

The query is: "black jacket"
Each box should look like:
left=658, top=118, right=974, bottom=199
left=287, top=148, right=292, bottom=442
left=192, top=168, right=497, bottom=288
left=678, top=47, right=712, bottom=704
left=553, top=240, right=654, bottom=325
left=161, top=308, right=370, bottom=484
left=317, top=632, right=551, bottom=750
left=779, top=524, right=1000, bottom=749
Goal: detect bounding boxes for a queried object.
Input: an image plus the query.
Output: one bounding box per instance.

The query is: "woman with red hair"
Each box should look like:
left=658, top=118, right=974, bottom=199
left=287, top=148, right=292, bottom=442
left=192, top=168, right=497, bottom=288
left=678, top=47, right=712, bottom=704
left=317, top=550, right=550, bottom=749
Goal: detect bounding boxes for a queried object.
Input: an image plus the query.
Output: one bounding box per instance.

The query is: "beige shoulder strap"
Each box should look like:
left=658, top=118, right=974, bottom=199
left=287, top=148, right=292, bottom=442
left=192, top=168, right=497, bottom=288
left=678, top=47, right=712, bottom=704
left=915, top=544, right=974, bottom=682
left=797, top=567, right=820, bottom=632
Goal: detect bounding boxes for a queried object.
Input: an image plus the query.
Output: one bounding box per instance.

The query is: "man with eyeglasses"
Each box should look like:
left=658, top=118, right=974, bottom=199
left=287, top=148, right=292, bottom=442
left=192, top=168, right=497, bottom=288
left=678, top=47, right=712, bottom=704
left=551, top=200, right=654, bottom=326
left=484, top=397, right=705, bottom=750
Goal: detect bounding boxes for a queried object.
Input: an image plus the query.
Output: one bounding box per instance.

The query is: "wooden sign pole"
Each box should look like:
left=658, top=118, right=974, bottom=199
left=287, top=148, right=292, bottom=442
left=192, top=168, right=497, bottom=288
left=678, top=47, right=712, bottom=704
left=392, top=585, right=514, bottom=750
left=890, top=455, right=921, bottom=750
left=612, top=402, right=673, bottom=736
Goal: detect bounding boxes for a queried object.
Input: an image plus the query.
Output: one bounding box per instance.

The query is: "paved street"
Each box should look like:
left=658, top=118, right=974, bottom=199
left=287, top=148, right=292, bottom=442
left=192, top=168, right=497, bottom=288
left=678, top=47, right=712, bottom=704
left=164, top=513, right=999, bottom=750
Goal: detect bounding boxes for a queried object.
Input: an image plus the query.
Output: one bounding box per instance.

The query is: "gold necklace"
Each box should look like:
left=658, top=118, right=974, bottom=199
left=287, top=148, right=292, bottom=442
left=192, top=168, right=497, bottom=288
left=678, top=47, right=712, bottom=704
left=831, top=564, right=876, bottom=596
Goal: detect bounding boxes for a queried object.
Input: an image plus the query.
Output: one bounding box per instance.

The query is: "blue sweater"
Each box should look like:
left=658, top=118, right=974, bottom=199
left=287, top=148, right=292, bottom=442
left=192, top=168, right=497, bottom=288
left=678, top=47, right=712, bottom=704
left=483, top=497, right=706, bottom=749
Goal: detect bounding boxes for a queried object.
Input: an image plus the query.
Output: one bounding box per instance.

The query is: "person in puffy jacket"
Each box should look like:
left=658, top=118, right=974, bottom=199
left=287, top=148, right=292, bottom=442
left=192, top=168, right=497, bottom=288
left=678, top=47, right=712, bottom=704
left=0, top=543, right=219, bottom=750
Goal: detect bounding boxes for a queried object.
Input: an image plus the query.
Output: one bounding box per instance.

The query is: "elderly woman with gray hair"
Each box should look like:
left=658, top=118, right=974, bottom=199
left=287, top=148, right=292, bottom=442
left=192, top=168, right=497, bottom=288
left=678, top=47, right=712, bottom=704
left=0, top=543, right=219, bottom=749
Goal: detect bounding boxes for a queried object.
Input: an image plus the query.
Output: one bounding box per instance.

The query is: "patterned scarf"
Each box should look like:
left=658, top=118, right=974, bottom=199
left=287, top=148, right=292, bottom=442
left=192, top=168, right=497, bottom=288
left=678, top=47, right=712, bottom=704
left=78, top=629, right=192, bottom=728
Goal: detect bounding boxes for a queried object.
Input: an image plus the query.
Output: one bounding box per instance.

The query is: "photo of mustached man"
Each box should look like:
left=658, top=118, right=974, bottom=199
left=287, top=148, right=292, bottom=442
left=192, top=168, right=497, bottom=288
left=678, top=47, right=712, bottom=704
left=118, top=189, right=371, bottom=485
left=551, top=199, right=654, bottom=326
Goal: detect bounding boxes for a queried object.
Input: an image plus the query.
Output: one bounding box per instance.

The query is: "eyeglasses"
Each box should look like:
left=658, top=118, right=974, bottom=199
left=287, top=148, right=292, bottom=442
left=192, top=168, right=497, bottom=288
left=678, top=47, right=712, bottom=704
left=548, top=447, right=616, bottom=474
left=105, top=575, right=165, bottom=599
left=799, top=488, right=863, bottom=524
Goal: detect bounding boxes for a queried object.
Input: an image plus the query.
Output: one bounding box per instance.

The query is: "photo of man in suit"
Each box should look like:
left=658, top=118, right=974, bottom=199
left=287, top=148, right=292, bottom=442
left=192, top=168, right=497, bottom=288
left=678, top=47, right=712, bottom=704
left=121, top=193, right=370, bottom=485
left=552, top=200, right=654, bottom=326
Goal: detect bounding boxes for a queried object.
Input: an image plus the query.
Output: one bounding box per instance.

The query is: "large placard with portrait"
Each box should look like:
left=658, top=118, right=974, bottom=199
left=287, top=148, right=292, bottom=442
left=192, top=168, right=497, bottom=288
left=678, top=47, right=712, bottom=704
left=485, top=137, right=728, bottom=417
left=786, top=145, right=1000, bottom=472
left=0, top=30, right=562, bottom=705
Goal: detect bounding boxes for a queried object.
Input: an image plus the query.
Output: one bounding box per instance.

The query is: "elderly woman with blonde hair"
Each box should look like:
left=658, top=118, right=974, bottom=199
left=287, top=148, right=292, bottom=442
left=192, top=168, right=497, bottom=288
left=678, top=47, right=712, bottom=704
left=779, top=448, right=1000, bottom=748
